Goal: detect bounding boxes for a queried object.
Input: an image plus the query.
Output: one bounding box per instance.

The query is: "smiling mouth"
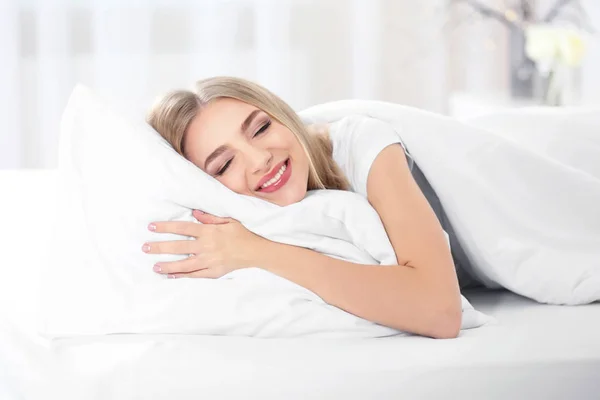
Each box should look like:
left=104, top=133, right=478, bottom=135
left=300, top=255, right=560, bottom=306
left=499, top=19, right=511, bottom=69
left=256, top=159, right=291, bottom=192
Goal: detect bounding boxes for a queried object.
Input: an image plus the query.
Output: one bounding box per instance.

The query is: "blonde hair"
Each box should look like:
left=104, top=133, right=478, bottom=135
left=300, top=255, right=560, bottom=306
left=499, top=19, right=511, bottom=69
left=146, top=76, right=349, bottom=191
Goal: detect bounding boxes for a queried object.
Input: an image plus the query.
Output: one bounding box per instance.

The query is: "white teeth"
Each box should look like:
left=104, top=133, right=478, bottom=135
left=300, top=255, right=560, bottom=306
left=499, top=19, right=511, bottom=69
left=261, top=163, right=287, bottom=189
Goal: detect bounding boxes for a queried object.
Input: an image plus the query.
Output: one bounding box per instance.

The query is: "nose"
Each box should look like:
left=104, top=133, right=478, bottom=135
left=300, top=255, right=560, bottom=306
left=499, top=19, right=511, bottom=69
left=247, top=145, right=273, bottom=174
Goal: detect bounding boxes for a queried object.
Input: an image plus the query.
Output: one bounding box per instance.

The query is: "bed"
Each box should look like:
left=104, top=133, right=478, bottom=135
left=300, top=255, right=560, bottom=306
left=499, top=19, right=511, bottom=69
left=2, top=170, right=600, bottom=400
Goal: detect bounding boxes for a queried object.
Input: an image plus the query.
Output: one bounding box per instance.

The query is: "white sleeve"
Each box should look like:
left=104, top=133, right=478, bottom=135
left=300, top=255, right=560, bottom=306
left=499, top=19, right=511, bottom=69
left=329, top=115, right=413, bottom=198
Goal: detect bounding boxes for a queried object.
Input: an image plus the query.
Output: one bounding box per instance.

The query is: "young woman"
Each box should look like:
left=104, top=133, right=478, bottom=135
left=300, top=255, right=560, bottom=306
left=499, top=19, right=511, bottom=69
left=144, top=76, right=466, bottom=339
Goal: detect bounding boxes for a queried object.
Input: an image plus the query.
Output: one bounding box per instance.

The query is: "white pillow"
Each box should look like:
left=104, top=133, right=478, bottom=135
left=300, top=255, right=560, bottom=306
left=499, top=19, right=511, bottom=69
left=42, top=85, right=489, bottom=338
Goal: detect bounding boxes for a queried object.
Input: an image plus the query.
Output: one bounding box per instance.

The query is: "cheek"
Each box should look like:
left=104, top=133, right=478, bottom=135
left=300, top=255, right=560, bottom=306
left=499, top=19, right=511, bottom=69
left=219, top=166, right=250, bottom=194
left=286, top=138, right=304, bottom=162
left=295, top=146, right=309, bottom=173
left=286, top=141, right=308, bottom=175
left=292, top=152, right=310, bottom=193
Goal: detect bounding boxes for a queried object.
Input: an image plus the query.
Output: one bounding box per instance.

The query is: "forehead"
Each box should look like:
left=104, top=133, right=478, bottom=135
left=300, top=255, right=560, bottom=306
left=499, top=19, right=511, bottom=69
left=185, top=98, right=258, bottom=161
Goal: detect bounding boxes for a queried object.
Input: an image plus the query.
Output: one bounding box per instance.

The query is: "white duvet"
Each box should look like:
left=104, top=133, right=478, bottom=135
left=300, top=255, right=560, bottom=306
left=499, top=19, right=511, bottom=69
left=301, top=102, right=600, bottom=305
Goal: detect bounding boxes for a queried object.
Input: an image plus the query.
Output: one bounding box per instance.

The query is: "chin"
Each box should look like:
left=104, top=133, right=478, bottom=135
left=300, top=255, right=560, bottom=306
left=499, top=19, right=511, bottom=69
left=276, top=186, right=306, bottom=206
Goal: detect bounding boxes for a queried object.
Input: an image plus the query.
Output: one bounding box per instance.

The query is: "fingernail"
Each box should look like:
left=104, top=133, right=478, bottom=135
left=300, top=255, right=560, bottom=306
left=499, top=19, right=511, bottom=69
left=196, top=210, right=205, bottom=215
left=142, top=243, right=151, bottom=253
left=148, top=223, right=156, bottom=231
left=153, top=264, right=161, bottom=273
left=167, top=274, right=177, bottom=279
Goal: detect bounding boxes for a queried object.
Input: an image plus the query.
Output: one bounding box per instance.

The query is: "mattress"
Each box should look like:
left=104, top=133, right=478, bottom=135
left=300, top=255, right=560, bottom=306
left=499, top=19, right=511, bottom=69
left=2, top=170, right=600, bottom=400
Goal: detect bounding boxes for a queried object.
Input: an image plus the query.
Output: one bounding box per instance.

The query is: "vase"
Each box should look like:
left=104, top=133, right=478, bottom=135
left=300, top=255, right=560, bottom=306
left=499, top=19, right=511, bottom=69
left=509, top=27, right=549, bottom=102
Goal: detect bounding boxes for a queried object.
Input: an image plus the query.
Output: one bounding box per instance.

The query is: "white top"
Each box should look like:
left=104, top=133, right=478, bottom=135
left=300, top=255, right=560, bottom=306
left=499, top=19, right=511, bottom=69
left=327, top=115, right=413, bottom=197
left=327, top=115, right=456, bottom=260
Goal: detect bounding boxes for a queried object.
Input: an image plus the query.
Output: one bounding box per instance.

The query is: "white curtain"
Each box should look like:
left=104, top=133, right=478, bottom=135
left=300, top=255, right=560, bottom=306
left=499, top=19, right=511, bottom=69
left=0, top=0, right=457, bottom=169
left=1, top=1, right=21, bottom=168
left=1, top=0, right=598, bottom=169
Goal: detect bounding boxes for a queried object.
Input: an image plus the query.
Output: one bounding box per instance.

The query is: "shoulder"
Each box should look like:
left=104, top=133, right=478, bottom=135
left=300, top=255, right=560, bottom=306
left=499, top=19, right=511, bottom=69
left=327, top=115, right=406, bottom=161
left=325, top=115, right=411, bottom=197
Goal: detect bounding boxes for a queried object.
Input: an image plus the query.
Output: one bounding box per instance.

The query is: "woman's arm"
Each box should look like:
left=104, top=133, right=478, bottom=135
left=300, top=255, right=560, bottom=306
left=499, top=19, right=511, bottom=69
left=251, top=144, right=462, bottom=339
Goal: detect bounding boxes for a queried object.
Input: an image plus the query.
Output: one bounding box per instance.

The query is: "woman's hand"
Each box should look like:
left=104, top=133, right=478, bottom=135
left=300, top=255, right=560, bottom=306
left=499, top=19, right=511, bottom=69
left=143, top=210, right=265, bottom=279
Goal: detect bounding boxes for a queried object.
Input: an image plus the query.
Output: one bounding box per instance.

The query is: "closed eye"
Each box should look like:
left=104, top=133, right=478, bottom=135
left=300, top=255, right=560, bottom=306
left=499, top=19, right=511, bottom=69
left=216, top=159, right=232, bottom=176
left=254, top=120, right=271, bottom=137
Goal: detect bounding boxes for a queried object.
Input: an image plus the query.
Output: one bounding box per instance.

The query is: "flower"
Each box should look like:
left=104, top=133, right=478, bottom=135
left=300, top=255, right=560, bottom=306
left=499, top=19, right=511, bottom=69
left=525, top=25, right=588, bottom=68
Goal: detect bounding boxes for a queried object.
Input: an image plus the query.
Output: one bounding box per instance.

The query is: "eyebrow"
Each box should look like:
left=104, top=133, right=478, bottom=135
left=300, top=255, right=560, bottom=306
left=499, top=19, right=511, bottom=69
left=241, top=109, right=261, bottom=133
left=203, top=109, right=262, bottom=170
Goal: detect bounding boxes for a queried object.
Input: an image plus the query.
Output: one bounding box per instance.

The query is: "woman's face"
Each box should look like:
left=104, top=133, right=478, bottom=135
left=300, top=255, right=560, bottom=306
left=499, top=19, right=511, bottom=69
left=184, top=98, right=310, bottom=206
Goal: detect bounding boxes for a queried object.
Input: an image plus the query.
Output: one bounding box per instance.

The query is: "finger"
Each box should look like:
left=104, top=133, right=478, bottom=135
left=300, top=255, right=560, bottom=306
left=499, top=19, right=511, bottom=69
left=148, top=221, right=201, bottom=237
left=142, top=239, right=196, bottom=255
left=168, top=268, right=221, bottom=279
left=193, top=210, right=230, bottom=225
left=154, top=256, right=205, bottom=275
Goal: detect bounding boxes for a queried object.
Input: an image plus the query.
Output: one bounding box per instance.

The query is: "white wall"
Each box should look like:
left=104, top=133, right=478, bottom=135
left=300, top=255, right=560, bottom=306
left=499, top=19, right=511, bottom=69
left=581, top=0, right=600, bottom=104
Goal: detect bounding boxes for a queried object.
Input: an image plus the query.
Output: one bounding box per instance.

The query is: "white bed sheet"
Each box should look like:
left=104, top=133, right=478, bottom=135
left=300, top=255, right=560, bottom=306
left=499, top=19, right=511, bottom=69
left=2, top=170, right=600, bottom=400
